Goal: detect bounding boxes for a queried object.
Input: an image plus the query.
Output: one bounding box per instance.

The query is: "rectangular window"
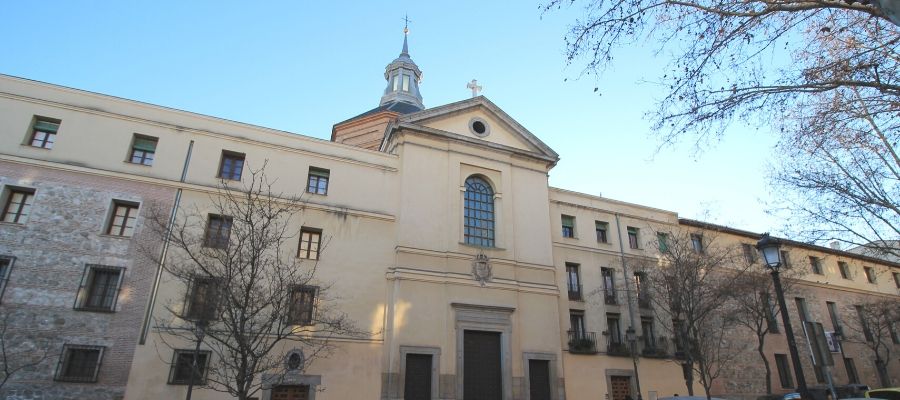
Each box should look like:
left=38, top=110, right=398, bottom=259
left=742, top=243, right=757, bottom=264
left=561, top=215, right=575, bottom=238
left=2, top=187, right=35, bottom=224
left=863, top=266, right=876, bottom=284
left=595, top=221, right=608, bottom=243
left=204, top=214, right=232, bottom=249
left=635, top=272, right=650, bottom=308
left=306, top=167, right=330, bottom=195
left=75, top=265, right=124, bottom=312
left=185, top=276, right=219, bottom=321
left=843, top=358, right=859, bottom=384
left=780, top=250, right=791, bottom=268
left=855, top=305, right=873, bottom=342
left=55, top=345, right=104, bottom=383
left=641, top=317, right=655, bottom=349
left=775, top=353, right=793, bottom=388
left=794, top=297, right=810, bottom=322
left=657, top=232, right=669, bottom=252
left=889, top=322, right=900, bottom=345
left=287, top=285, right=317, bottom=326
left=627, top=227, right=639, bottom=249
left=826, top=301, right=842, bottom=334
left=402, top=74, right=410, bottom=91
left=129, top=135, right=158, bottom=166
left=606, top=314, right=621, bottom=344
left=810, top=256, right=823, bottom=275
left=838, top=261, right=851, bottom=280
left=298, top=228, right=321, bottom=260
left=29, top=117, right=60, bottom=149
left=392, top=75, right=399, bottom=91
left=106, top=201, right=139, bottom=237
left=566, top=263, right=582, bottom=301
left=894, top=272, right=900, bottom=289
left=762, top=292, right=778, bottom=333
left=218, top=151, right=245, bottom=181
left=601, top=267, right=616, bottom=305
left=690, top=233, right=703, bottom=253
left=168, top=350, right=210, bottom=385
left=0, top=256, right=14, bottom=302
left=569, top=311, right=585, bottom=337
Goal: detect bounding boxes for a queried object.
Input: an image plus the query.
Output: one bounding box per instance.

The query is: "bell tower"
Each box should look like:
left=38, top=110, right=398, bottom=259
left=332, top=25, right=426, bottom=150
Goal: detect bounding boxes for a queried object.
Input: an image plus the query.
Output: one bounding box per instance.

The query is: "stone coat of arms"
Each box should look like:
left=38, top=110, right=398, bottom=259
left=471, top=253, right=492, bottom=286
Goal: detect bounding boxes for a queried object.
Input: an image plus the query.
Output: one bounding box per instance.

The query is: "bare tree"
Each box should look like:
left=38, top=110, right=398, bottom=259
left=144, top=165, right=366, bottom=400
left=846, top=298, right=899, bottom=387
left=0, top=310, right=55, bottom=392
left=772, top=86, right=900, bottom=259
left=729, top=265, right=805, bottom=395
left=544, top=1, right=899, bottom=251
left=637, top=230, right=750, bottom=399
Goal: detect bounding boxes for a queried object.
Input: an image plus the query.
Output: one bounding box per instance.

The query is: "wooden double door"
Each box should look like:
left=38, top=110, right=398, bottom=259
left=464, top=330, right=502, bottom=400
left=610, top=376, right=632, bottom=400
left=271, top=384, right=309, bottom=400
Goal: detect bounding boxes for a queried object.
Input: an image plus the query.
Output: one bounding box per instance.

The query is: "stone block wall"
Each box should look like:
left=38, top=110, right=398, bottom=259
left=0, top=161, right=174, bottom=400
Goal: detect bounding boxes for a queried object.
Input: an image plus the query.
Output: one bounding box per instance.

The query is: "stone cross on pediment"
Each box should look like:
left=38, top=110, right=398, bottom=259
left=467, top=79, right=482, bottom=97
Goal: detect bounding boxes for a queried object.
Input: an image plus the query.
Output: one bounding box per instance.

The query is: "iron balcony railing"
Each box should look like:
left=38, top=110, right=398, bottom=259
left=606, top=338, right=631, bottom=357
left=641, top=336, right=670, bottom=358
left=567, top=284, right=583, bottom=301
left=567, top=331, right=598, bottom=354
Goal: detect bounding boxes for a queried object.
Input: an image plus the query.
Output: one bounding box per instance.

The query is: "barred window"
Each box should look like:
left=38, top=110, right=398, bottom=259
left=185, top=276, right=220, bottom=321
left=463, top=176, right=495, bottom=247
left=168, top=350, right=211, bottom=385
left=55, top=345, right=104, bottom=383
left=287, top=285, right=317, bottom=326
left=75, top=265, right=124, bottom=312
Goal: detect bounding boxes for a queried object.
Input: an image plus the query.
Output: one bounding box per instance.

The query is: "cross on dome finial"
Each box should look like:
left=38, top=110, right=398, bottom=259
left=403, top=14, right=411, bottom=35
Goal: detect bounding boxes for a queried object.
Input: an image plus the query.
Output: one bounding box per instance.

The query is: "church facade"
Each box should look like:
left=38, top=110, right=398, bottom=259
left=0, top=33, right=897, bottom=400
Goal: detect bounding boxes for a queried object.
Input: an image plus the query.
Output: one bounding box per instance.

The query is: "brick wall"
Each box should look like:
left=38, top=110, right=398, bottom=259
left=0, top=161, right=174, bottom=400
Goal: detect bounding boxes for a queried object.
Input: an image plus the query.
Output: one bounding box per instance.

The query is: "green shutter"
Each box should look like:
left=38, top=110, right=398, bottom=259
left=562, top=216, right=573, bottom=228
left=133, top=137, right=157, bottom=152
left=308, top=167, right=329, bottom=177
left=34, top=120, right=59, bottom=132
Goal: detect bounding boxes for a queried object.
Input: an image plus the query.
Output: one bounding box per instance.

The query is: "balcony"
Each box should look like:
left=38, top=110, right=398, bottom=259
left=567, top=284, right=583, bottom=301
left=604, top=291, right=617, bottom=305
left=637, top=294, right=652, bottom=309
left=567, top=331, right=598, bottom=354
left=641, top=337, right=670, bottom=359
left=606, top=340, right=631, bottom=357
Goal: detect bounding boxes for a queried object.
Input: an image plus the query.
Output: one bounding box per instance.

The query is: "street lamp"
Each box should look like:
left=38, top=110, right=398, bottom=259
left=626, top=327, right=643, bottom=400
left=757, top=233, right=810, bottom=400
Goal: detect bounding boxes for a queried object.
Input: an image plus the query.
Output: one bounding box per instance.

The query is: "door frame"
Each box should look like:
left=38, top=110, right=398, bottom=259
left=399, top=345, right=441, bottom=400
left=452, top=303, right=514, bottom=400
left=605, top=369, right=636, bottom=400
left=523, top=352, right=559, bottom=400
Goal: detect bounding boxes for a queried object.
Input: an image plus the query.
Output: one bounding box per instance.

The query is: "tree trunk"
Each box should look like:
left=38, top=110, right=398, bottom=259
left=875, top=359, right=891, bottom=387
left=682, top=362, right=695, bottom=396
left=759, top=336, right=772, bottom=394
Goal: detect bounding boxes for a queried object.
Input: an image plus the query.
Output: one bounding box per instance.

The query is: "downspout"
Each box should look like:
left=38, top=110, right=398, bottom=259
left=613, top=214, right=638, bottom=330
left=139, top=140, right=194, bottom=344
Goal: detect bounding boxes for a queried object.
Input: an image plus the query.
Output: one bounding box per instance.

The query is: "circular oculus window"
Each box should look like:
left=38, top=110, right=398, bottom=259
left=468, top=117, right=491, bottom=137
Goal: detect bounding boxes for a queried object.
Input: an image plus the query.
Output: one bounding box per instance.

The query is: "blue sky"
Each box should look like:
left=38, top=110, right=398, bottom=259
left=0, top=1, right=782, bottom=234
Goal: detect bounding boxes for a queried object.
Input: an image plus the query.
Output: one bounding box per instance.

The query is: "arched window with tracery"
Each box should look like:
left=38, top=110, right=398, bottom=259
left=464, top=176, right=495, bottom=247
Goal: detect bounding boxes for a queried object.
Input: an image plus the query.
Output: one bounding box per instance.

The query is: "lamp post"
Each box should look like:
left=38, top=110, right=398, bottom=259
left=757, top=234, right=809, bottom=400
left=626, top=327, right=643, bottom=400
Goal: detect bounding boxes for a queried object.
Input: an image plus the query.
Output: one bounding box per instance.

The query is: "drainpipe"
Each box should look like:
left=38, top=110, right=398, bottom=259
left=139, top=140, right=194, bottom=344
left=614, top=213, right=641, bottom=399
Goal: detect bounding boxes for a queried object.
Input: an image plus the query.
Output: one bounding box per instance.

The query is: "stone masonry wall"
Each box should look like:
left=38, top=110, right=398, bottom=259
left=0, top=161, right=174, bottom=400
left=716, top=280, right=900, bottom=400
